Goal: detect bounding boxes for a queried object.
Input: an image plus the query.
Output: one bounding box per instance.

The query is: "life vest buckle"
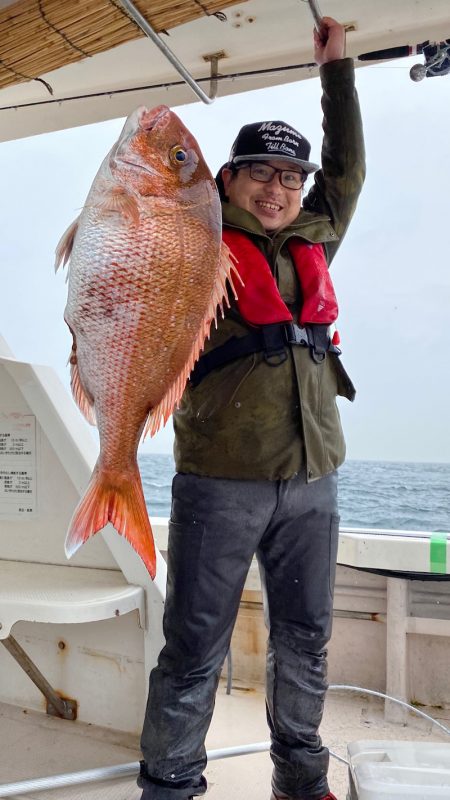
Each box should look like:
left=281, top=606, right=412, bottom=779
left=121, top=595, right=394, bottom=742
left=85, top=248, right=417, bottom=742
left=261, top=323, right=288, bottom=366
left=283, top=322, right=309, bottom=347
left=306, top=324, right=329, bottom=364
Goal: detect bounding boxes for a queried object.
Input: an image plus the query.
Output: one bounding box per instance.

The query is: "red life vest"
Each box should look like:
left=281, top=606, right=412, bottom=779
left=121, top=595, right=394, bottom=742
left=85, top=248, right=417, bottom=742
left=222, top=228, right=338, bottom=327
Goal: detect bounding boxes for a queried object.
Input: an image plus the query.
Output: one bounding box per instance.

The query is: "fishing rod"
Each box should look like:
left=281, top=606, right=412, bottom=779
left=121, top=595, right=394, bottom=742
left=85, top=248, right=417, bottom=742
left=305, top=0, right=450, bottom=80
left=360, top=40, right=450, bottom=81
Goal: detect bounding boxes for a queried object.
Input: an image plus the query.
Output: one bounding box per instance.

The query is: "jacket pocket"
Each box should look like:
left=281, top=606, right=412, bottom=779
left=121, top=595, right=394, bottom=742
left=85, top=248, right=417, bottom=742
left=329, top=352, right=356, bottom=401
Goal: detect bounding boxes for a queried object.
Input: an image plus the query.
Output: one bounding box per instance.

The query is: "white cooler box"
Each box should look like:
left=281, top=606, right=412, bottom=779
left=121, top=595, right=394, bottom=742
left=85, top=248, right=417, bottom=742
left=347, top=740, right=450, bottom=799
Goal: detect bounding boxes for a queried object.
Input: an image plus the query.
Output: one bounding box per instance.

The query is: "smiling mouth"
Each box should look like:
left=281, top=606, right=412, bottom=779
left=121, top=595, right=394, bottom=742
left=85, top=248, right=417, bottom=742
left=256, top=200, right=282, bottom=212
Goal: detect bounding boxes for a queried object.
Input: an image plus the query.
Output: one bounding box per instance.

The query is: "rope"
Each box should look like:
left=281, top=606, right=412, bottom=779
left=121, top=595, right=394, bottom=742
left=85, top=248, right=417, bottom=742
left=0, top=58, right=53, bottom=95
left=192, top=0, right=227, bottom=21
left=37, top=1, right=90, bottom=58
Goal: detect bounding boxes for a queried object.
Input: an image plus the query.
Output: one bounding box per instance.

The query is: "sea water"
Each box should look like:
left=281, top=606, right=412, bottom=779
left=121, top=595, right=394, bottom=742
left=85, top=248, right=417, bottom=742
left=138, top=455, right=450, bottom=533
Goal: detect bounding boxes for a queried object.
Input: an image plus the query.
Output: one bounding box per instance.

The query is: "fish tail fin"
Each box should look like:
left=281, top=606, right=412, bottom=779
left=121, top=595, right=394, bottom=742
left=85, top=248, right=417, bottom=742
left=65, top=465, right=156, bottom=578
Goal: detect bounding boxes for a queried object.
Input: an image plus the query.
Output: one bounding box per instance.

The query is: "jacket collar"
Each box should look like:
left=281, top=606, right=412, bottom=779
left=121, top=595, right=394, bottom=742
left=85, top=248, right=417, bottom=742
left=221, top=202, right=334, bottom=244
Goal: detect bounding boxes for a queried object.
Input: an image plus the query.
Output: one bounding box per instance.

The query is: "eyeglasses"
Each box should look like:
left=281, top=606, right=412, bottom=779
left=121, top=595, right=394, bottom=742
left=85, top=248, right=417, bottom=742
left=235, top=161, right=306, bottom=190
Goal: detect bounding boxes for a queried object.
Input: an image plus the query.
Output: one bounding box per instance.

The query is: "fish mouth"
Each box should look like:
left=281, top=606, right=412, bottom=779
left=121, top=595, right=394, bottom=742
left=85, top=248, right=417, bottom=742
left=138, top=105, right=170, bottom=132
left=110, top=106, right=170, bottom=175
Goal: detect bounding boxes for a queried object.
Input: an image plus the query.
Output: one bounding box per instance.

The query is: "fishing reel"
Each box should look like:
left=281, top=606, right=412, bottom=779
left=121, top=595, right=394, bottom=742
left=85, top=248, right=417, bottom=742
left=357, top=38, right=450, bottom=82
left=410, top=40, right=450, bottom=81
left=305, top=0, right=450, bottom=83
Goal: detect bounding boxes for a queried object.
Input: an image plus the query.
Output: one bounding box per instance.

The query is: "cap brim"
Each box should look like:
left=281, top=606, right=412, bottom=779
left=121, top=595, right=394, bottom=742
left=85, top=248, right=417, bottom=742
left=232, top=154, right=319, bottom=174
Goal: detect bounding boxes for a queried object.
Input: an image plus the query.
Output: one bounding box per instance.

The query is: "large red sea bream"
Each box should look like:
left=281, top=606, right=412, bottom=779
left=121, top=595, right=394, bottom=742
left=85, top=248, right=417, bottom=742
left=55, top=105, right=236, bottom=578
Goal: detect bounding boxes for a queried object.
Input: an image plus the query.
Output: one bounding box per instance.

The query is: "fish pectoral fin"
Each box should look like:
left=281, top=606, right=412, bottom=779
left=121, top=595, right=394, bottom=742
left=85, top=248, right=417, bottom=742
left=95, top=187, right=140, bottom=226
left=55, top=216, right=80, bottom=272
left=70, top=359, right=96, bottom=426
left=65, top=465, right=156, bottom=579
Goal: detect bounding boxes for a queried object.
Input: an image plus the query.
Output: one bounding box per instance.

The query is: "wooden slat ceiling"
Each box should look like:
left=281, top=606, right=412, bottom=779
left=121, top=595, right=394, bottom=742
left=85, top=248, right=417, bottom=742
left=0, top=0, right=243, bottom=90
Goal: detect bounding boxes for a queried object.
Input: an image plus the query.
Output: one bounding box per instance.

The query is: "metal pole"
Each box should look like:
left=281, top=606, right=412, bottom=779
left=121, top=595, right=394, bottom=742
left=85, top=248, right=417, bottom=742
left=1, top=636, right=76, bottom=720
left=329, top=684, right=450, bottom=737
left=306, top=0, right=323, bottom=31
left=119, top=0, right=214, bottom=105
left=0, top=743, right=271, bottom=797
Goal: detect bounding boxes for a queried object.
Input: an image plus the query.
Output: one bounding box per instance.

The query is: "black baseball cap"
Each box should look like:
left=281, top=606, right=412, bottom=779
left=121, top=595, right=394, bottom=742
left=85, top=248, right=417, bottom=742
left=227, top=120, right=319, bottom=174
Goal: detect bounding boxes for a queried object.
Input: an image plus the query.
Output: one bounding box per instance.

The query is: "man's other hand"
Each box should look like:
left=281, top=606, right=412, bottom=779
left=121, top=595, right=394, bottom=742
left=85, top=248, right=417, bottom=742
left=314, top=17, right=346, bottom=65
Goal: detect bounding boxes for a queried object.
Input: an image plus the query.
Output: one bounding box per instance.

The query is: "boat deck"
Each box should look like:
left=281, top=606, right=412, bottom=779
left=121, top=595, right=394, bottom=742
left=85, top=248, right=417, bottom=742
left=1, top=680, right=449, bottom=800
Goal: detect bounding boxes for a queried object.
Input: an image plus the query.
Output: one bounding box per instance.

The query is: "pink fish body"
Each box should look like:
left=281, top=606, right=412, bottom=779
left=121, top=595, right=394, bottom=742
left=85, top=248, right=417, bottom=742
left=55, top=105, right=236, bottom=577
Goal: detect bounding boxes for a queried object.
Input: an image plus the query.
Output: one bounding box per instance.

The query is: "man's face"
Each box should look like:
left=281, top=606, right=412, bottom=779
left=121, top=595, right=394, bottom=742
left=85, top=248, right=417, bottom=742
left=221, top=159, right=303, bottom=233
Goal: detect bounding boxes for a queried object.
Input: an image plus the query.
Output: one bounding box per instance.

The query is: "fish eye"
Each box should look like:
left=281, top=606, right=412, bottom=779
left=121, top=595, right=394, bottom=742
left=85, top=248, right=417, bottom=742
left=170, top=146, right=188, bottom=165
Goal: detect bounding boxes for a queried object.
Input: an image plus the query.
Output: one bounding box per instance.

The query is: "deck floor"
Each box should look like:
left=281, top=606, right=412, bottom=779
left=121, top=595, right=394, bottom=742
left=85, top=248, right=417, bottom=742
left=1, top=681, right=449, bottom=800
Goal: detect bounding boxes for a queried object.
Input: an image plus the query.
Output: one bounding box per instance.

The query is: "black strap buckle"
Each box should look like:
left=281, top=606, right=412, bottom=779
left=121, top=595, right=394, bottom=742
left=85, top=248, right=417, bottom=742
left=283, top=322, right=309, bottom=346
left=261, top=323, right=288, bottom=366
left=306, top=325, right=329, bottom=363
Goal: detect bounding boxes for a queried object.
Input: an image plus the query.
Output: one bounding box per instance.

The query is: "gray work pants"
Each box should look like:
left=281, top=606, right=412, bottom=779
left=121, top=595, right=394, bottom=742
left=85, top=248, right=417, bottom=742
left=139, top=470, right=339, bottom=800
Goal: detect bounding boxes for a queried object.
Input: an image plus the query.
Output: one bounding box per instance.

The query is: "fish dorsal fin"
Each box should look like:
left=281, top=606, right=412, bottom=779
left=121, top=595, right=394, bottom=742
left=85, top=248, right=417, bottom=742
left=55, top=216, right=80, bottom=272
left=95, top=186, right=140, bottom=226
left=142, top=241, right=240, bottom=438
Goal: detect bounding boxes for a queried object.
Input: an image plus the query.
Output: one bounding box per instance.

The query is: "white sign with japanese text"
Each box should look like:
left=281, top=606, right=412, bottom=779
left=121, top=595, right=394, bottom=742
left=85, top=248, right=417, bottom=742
left=0, top=413, right=37, bottom=518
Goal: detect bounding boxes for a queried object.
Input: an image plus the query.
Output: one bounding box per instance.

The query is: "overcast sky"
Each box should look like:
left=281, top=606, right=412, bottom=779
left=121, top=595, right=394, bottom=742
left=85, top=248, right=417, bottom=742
left=1, top=56, right=449, bottom=462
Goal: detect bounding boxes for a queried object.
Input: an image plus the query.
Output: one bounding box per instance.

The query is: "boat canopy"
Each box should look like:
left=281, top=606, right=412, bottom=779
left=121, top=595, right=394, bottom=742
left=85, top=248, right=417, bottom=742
left=0, top=0, right=449, bottom=141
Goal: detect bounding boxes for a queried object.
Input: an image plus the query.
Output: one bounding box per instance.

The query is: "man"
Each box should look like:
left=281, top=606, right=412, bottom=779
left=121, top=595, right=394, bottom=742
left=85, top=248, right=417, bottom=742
left=139, top=16, right=365, bottom=800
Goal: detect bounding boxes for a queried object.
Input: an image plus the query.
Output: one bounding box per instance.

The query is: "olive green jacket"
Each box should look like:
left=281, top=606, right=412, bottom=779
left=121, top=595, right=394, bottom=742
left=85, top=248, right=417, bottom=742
left=173, top=58, right=365, bottom=481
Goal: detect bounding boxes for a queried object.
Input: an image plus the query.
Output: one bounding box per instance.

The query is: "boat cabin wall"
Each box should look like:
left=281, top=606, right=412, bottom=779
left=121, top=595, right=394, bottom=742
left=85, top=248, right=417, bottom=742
left=0, top=613, right=146, bottom=733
